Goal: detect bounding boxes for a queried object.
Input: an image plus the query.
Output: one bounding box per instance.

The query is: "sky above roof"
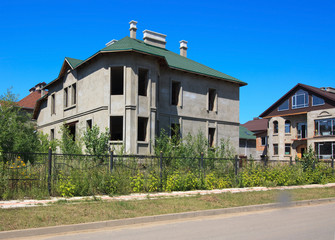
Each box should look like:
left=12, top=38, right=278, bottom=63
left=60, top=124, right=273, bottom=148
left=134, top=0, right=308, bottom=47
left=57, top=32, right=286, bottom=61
left=0, top=0, right=334, bottom=124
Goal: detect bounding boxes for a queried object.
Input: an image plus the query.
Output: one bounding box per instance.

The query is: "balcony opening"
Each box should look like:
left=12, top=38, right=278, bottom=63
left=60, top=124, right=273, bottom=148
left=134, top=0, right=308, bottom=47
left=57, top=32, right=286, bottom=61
left=138, top=117, right=148, bottom=141
left=138, top=68, right=148, bottom=96
left=111, top=67, right=124, bottom=95
left=110, top=116, right=123, bottom=140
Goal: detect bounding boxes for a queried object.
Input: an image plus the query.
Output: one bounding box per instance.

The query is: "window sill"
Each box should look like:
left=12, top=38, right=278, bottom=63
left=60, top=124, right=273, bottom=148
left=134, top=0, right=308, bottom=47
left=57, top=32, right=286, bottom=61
left=64, top=105, right=76, bottom=111
left=137, top=141, right=149, bottom=145
left=109, top=140, right=123, bottom=144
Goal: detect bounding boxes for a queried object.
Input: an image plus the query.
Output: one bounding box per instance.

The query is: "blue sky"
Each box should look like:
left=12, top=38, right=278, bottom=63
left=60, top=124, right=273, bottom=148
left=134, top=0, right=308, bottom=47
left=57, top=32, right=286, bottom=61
left=0, top=0, right=334, bottom=124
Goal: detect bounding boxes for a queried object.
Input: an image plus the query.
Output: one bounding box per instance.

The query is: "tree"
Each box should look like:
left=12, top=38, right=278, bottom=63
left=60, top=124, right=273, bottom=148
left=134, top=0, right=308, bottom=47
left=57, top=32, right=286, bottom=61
left=83, top=125, right=110, bottom=156
left=0, top=89, right=40, bottom=157
left=59, top=124, right=82, bottom=154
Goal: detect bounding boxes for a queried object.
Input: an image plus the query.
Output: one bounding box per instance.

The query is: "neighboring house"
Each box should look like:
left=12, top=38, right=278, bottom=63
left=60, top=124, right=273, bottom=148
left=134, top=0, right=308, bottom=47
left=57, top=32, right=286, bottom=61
left=259, top=83, right=335, bottom=160
left=239, top=126, right=256, bottom=158
left=33, top=21, right=247, bottom=154
left=242, top=118, right=268, bottom=159
left=17, top=82, right=46, bottom=115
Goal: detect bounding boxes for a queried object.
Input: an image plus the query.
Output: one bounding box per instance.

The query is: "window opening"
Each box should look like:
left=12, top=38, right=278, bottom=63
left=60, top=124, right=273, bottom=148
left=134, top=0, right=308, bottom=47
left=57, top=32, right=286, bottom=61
left=86, top=119, right=92, bottom=130
left=208, top=128, right=215, bottom=147
left=285, top=144, right=291, bottom=155
left=51, top=94, right=55, bottom=114
left=138, top=117, right=148, bottom=141
left=273, top=121, right=278, bottom=134
left=50, top=129, right=55, bottom=140
left=278, top=99, right=289, bottom=111
left=72, top=83, right=76, bottom=105
left=208, top=89, right=216, bottom=111
left=292, top=89, right=309, bottom=109
left=297, top=122, right=307, bottom=139
left=110, top=116, right=123, bottom=140
left=285, top=120, right=291, bottom=133
left=111, top=67, right=124, bottom=95
left=170, top=123, right=181, bottom=141
left=261, top=136, right=267, bottom=146
left=64, top=88, right=68, bottom=108
left=315, top=118, right=334, bottom=136
left=312, top=95, right=325, bottom=106
left=273, top=144, right=278, bottom=155
left=138, top=69, right=148, bottom=96
left=171, top=81, right=181, bottom=106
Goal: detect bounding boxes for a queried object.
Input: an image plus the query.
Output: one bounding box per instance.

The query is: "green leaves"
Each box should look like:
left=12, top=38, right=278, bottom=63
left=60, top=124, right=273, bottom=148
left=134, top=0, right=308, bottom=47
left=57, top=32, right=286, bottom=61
left=83, top=125, right=110, bottom=156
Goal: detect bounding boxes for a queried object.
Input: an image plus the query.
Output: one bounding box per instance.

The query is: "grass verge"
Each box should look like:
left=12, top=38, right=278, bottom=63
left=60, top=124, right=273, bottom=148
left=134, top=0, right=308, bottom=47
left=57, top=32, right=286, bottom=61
left=1, top=187, right=335, bottom=231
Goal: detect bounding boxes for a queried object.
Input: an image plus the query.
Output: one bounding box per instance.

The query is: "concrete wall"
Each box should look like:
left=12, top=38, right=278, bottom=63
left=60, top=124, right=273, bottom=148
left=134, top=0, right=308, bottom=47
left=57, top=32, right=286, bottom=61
left=37, top=51, right=241, bottom=154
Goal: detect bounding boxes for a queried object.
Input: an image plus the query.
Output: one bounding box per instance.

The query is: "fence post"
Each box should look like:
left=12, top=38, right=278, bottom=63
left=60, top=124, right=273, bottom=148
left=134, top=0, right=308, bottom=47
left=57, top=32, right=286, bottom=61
left=234, top=155, right=239, bottom=176
left=109, top=151, right=114, bottom=173
left=264, top=156, right=268, bottom=167
left=290, top=156, right=292, bottom=166
left=160, top=151, right=163, bottom=190
left=48, top=147, right=52, bottom=196
left=332, top=158, right=334, bottom=175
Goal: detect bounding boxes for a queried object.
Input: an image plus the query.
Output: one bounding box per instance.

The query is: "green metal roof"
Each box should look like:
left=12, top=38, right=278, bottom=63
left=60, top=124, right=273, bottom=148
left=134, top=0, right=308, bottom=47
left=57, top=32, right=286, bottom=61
left=65, top=57, right=83, bottom=69
left=100, top=37, right=245, bottom=85
left=45, top=36, right=246, bottom=89
left=239, top=126, right=256, bottom=140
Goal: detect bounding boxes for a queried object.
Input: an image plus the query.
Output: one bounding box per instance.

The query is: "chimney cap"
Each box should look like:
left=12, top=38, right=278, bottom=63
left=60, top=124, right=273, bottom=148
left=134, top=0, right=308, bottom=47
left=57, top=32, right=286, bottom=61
left=143, top=30, right=167, bottom=48
left=179, top=40, right=188, bottom=49
left=129, top=20, right=137, bottom=29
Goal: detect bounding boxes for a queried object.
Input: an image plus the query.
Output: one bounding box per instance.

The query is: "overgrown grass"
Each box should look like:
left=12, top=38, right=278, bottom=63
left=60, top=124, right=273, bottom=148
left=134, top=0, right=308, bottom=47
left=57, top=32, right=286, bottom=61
left=1, top=187, right=335, bottom=231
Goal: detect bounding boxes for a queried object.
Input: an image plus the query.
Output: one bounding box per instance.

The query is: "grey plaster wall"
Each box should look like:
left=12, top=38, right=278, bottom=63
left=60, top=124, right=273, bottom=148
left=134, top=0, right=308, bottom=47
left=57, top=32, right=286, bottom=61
left=37, top=51, right=241, bottom=155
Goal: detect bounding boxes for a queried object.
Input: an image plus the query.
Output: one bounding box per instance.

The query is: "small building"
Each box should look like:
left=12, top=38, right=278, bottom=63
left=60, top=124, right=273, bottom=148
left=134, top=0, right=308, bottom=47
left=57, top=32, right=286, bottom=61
left=17, top=82, right=46, bottom=115
left=33, top=21, right=247, bottom=154
left=239, top=126, right=256, bottom=158
left=259, top=83, right=335, bottom=160
left=242, top=118, right=268, bottom=159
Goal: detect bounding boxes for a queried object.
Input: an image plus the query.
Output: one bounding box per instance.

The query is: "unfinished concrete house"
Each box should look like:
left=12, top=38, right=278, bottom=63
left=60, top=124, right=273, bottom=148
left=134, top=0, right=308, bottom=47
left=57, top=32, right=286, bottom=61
left=33, top=21, right=246, bottom=154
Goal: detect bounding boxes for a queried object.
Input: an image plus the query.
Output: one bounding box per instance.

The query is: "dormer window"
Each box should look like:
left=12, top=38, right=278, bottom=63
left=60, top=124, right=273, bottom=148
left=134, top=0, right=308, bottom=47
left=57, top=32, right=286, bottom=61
left=312, top=95, right=325, bottom=106
left=292, top=89, right=309, bottom=109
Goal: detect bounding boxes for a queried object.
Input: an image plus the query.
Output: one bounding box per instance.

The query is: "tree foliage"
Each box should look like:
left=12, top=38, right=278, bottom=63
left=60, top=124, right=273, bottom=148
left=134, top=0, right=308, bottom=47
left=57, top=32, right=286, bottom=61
left=0, top=89, right=40, bottom=157
left=83, top=125, right=110, bottom=156
left=59, top=124, right=82, bottom=154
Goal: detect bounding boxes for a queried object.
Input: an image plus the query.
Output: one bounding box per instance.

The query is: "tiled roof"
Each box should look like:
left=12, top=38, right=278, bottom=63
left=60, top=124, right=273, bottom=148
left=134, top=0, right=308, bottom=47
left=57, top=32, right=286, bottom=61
left=45, top=36, right=246, bottom=88
left=17, top=91, right=43, bottom=109
left=239, top=126, right=256, bottom=140
left=242, top=118, right=268, bottom=132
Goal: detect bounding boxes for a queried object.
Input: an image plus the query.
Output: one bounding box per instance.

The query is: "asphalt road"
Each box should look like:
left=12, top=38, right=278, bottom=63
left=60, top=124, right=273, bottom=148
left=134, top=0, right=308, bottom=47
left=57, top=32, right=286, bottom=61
left=18, top=202, right=335, bottom=240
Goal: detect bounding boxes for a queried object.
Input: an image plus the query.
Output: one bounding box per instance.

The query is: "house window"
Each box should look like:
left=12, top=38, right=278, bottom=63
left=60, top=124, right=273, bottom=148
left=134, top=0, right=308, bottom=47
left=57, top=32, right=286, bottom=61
left=66, top=122, right=76, bottom=141
left=261, top=136, right=267, bottom=146
left=138, top=68, right=148, bottom=96
left=208, top=128, right=216, bottom=147
left=171, top=81, right=181, bottom=106
left=297, top=122, right=307, bottom=139
left=315, top=142, right=335, bottom=159
left=86, top=119, right=92, bottom=130
left=278, top=99, right=289, bottom=111
left=64, top=88, right=68, bottom=108
left=315, top=118, right=334, bottom=136
left=273, top=144, right=278, bottom=155
left=72, top=83, right=76, bottom=105
left=171, top=123, right=181, bottom=140
left=51, top=94, right=55, bottom=114
left=111, top=67, right=124, bottom=95
left=273, top=121, right=278, bottom=134
left=50, top=129, right=55, bottom=141
left=285, top=120, right=291, bottom=133
left=292, top=89, right=309, bottom=109
left=208, top=88, right=216, bottom=111
left=138, top=117, right=148, bottom=141
left=312, top=95, right=325, bottom=106
left=285, top=143, right=291, bottom=155
left=110, top=116, right=123, bottom=140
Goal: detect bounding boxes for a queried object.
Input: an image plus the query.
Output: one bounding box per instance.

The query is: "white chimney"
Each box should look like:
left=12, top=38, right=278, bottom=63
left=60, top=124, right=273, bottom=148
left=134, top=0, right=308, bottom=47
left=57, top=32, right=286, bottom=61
left=325, top=87, right=335, bottom=94
left=179, top=40, right=188, bottom=57
left=143, top=30, right=167, bottom=48
left=105, top=39, right=118, bottom=47
left=129, top=20, right=137, bottom=39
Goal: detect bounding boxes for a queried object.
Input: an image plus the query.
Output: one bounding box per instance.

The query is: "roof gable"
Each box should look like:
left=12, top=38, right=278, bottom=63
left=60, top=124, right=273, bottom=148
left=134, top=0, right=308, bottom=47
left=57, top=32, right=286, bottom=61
left=259, top=83, right=335, bottom=118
